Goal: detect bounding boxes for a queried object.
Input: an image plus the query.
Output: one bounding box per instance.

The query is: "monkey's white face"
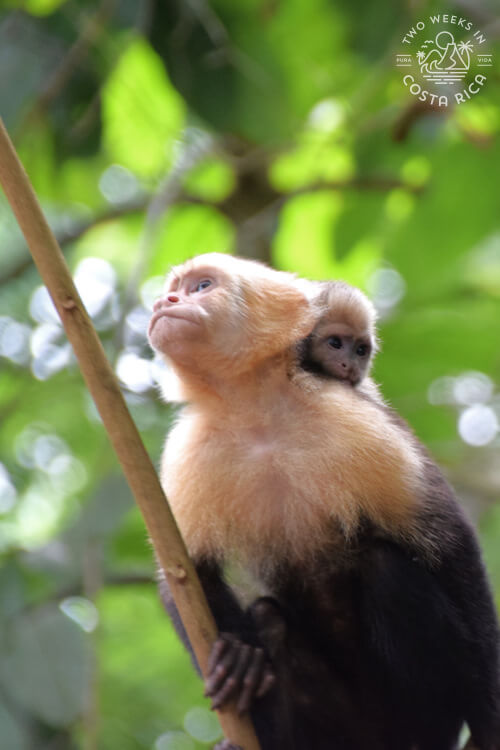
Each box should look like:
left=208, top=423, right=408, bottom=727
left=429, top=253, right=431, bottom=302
left=148, top=264, right=234, bottom=367
left=148, top=253, right=314, bottom=381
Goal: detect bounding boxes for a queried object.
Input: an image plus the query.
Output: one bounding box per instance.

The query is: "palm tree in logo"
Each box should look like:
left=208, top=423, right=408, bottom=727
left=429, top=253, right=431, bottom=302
left=457, top=40, right=473, bottom=70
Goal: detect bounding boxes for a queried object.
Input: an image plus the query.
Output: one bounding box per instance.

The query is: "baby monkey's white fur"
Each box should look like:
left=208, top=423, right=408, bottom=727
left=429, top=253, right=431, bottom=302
left=149, top=253, right=425, bottom=567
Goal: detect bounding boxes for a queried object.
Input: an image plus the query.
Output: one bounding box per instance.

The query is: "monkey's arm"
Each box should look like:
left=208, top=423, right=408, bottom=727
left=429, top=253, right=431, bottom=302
left=159, top=559, right=275, bottom=714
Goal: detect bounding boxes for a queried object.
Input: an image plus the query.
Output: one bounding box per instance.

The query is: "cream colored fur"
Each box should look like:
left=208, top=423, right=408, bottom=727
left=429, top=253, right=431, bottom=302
left=161, top=369, right=424, bottom=566
left=152, top=254, right=425, bottom=569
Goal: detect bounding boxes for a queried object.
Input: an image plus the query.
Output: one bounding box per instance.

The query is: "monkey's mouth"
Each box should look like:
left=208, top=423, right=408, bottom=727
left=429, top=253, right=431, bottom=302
left=332, top=368, right=354, bottom=383
left=149, top=308, right=201, bottom=333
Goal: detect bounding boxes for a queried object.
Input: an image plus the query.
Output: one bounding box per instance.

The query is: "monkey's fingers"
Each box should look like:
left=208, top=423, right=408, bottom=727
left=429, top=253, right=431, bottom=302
left=209, top=643, right=252, bottom=710
left=256, top=668, right=276, bottom=698
left=207, top=634, right=232, bottom=675
left=205, top=635, right=240, bottom=697
left=236, top=649, right=275, bottom=714
left=205, top=634, right=275, bottom=712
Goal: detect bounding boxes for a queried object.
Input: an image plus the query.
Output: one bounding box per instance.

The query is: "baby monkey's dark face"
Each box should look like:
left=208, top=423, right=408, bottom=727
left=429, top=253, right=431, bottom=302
left=295, top=279, right=377, bottom=387
left=319, top=330, right=371, bottom=385
left=302, top=322, right=373, bottom=386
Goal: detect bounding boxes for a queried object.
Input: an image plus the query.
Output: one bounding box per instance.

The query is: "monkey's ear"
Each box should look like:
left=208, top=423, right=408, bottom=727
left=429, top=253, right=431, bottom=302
left=245, top=278, right=315, bottom=355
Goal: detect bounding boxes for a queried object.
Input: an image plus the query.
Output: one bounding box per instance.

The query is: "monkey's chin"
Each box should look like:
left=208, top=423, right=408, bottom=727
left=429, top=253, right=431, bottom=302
left=148, top=315, right=201, bottom=355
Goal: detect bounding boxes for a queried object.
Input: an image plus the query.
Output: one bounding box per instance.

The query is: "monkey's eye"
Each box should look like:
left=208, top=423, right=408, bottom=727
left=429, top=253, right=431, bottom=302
left=327, top=336, right=342, bottom=349
left=356, top=344, right=369, bottom=357
left=192, top=279, right=213, bottom=293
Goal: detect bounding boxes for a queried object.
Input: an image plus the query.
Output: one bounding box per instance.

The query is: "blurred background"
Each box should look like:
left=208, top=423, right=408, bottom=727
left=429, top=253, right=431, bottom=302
left=0, top=0, right=499, bottom=748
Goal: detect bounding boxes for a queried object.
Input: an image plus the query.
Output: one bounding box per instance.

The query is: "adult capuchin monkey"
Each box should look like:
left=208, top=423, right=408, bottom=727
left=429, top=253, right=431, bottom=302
left=148, top=252, right=500, bottom=750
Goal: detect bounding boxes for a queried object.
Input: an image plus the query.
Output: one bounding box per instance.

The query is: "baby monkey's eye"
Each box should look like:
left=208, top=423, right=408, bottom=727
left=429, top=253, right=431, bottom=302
left=327, top=336, right=343, bottom=349
left=193, top=279, right=213, bottom=293
left=356, top=344, right=369, bottom=357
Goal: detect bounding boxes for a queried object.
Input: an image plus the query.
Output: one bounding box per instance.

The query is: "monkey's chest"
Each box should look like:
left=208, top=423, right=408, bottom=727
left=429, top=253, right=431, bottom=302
left=162, top=421, right=343, bottom=563
left=206, top=425, right=316, bottom=502
left=161, top=391, right=421, bottom=563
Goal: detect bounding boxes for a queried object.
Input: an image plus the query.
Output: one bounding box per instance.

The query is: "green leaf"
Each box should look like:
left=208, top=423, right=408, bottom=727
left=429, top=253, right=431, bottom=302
left=272, top=191, right=343, bottom=278
left=149, top=205, right=235, bottom=275
left=270, top=136, right=355, bottom=191
left=183, top=159, right=235, bottom=202
left=22, top=0, right=65, bottom=15
left=97, top=588, right=208, bottom=749
left=103, top=38, right=185, bottom=177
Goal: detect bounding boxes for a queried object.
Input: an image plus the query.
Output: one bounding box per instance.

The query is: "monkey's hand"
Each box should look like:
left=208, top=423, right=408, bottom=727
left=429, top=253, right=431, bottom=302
left=205, top=633, right=275, bottom=714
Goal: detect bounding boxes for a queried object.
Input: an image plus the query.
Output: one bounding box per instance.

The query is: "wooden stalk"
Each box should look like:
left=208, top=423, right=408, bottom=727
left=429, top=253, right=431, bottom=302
left=0, top=118, right=260, bottom=750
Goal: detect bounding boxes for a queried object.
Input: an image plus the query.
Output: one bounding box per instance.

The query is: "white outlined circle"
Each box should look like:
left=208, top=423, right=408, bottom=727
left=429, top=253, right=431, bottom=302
left=396, top=13, right=492, bottom=107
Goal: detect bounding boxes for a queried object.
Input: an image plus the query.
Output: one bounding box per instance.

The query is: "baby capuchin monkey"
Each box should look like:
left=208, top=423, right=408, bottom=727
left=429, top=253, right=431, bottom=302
left=149, top=253, right=500, bottom=750
left=296, top=280, right=385, bottom=407
left=298, top=280, right=378, bottom=387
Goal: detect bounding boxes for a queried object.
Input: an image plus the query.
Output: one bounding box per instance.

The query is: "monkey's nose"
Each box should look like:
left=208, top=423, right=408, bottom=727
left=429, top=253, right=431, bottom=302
left=153, top=295, right=180, bottom=311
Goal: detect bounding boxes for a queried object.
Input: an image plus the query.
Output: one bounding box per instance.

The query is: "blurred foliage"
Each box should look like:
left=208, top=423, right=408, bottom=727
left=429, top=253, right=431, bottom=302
left=0, top=0, right=499, bottom=748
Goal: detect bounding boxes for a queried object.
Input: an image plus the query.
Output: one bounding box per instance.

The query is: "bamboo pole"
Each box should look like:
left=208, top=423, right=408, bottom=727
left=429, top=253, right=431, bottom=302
left=0, top=118, right=260, bottom=750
